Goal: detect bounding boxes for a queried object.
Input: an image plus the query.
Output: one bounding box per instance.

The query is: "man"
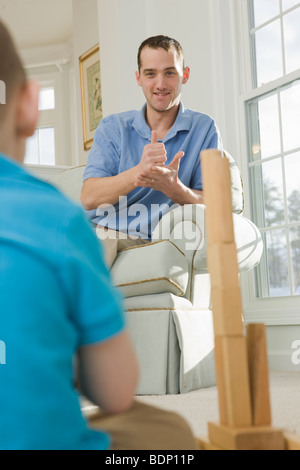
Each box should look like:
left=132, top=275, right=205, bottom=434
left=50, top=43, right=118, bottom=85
left=0, top=21, right=197, bottom=450
left=81, top=35, right=223, bottom=266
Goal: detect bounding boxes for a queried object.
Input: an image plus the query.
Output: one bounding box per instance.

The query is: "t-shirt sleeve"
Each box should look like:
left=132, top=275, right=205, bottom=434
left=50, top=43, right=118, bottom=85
left=190, top=119, right=223, bottom=191
left=60, top=205, right=125, bottom=346
left=83, top=117, right=121, bottom=181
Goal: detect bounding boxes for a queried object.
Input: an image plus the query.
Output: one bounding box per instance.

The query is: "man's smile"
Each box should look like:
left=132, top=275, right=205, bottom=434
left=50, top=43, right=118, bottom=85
left=153, top=91, right=170, bottom=96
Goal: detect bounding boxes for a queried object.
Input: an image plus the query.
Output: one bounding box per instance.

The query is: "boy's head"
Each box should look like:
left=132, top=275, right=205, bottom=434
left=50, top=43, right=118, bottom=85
left=137, top=35, right=184, bottom=72
left=0, top=21, right=39, bottom=162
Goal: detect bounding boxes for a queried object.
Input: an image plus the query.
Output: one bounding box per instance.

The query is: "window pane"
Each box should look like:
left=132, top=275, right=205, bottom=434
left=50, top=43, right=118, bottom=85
left=38, top=88, right=55, bottom=111
left=25, top=130, right=39, bottom=164
left=258, top=93, right=281, bottom=158
left=39, top=128, right=55, bottom=165
left=266, top=229, right=290, bottom=297
left=262, top=159, right=285, bottom=226
left=285, top=152, right=300, bottom=222
left=280, top=81, right=300, bottom=152
left=290, top=226, right=300, bottom=295
left=254, top=20, right=283, bottom=86
left=282, top=0, right=300, bottom=11
left=283, top=7, right=300, bottom=74
left=253, top=0, right=280, bottom=27
left=250, top=165, right=265, bottom=227
left=247, top=100, right=261, bottom=161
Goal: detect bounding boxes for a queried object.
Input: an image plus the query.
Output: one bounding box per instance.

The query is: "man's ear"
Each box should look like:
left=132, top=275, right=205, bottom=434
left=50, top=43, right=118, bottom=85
left=135, top=71, right=142, bottom=87
left=16, top=80, right=40, bottom=137
left=182, top=66, right=190, bottom=85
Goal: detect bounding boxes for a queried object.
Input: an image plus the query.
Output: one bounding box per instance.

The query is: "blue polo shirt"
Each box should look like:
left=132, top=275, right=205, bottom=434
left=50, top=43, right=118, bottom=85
left=0, top=153, right=125, bottom=449
left=83, top=102, right=223, bottom=239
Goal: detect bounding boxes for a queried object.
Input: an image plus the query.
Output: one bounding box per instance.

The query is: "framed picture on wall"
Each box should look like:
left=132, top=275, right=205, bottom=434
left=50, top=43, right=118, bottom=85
left=79, top=44, right=102, bottom=150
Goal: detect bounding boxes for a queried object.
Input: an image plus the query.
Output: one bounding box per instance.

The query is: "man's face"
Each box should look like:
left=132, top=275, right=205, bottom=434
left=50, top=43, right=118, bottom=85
left=136, top=46, right=189, bottom=113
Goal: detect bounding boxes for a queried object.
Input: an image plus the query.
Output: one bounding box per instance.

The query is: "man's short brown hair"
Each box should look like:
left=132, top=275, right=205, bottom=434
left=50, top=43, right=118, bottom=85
left=137, top=35, right=184, bottom=72
left=0, top=21, right=26, bottom=121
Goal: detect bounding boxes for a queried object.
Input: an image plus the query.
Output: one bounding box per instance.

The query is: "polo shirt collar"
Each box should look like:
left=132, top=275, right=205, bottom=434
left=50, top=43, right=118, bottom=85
left=132, top=101, right=192, bottom=142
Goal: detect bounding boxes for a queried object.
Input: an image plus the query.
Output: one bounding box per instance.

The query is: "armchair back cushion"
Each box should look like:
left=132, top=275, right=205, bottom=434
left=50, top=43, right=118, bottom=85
left=223, top=150, right=244, bottom=214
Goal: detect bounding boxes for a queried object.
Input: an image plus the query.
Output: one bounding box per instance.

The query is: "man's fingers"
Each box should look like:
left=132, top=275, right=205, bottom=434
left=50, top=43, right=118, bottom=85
left=175, top=151, right=185, bottom=161
left=148, top=148, right=167, bottom=158
left=151, top=130, right=158, bottom=144
left=168, top=151, right=184, bottom=168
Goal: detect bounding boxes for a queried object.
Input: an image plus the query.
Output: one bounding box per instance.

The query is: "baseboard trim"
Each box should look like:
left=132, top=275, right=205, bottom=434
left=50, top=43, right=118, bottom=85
left=268, top=349, right=300, bottom=372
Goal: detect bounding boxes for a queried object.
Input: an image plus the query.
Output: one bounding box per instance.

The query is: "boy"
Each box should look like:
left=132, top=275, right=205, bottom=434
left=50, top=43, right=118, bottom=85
left=0, top=21, right=196, bottom=450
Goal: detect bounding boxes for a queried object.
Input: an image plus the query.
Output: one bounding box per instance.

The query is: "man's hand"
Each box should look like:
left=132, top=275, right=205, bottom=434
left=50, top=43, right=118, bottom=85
left=135, top=129, right=184, bottom=192
left=135, top=130, right=167, bottom=182
left=135, top=149, right=184, bottom=191
left=135, top=130, right=203, bottom=205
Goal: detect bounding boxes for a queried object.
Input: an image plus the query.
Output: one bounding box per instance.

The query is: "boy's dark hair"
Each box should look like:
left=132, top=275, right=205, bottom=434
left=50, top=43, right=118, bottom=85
left=137, top=35, right=184, bottom=71
left=0, top=21, right=26, bottom=121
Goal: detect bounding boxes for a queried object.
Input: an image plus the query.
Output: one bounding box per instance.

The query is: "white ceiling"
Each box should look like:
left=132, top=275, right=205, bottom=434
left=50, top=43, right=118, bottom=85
left=0, top=0, right=73, bottom=49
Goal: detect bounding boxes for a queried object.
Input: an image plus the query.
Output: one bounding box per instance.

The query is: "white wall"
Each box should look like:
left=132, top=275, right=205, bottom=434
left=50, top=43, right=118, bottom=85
left=72, top=0, right=100, bottom=165
left=267, top=325, right=300, bottom=373
left=97, top=0, right=215, bottom=121
left=96, top=0, right=243, bottom=162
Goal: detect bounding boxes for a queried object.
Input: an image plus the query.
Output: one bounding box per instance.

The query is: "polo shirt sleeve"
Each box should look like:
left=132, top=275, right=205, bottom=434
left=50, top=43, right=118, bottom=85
left=190, top=119, right=223, bottom=191
left=60, top=205, right=125, bottom=346
left=83, top=117, right=121, bottom=181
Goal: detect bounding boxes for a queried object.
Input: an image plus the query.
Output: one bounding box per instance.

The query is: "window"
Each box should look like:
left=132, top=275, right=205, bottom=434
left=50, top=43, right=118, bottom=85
left=25, top=127, right=56, bottom=166
left=25, top=87, right=56, bottom=166
left=246, top=0, right=300, bottom=298
left=23, top=62, right=73, bottom=169
left=250, top=0, right=300, bottom=86
left=39, top=87, right=55, bottom=111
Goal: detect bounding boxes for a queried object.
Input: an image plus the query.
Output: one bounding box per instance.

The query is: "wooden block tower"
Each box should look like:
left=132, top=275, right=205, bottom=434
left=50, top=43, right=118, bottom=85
left=198, top=149, right=299, bottom=450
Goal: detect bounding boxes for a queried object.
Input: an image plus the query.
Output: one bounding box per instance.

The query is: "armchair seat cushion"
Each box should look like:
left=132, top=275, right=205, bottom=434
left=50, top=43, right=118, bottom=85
left=111, top=240, right=189, bottom=298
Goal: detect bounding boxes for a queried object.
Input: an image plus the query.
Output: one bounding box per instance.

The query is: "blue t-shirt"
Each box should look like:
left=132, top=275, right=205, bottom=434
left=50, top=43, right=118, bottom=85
left=83, top=102, right=223, bottom=239
left=0, top=154, right=125, bottom=450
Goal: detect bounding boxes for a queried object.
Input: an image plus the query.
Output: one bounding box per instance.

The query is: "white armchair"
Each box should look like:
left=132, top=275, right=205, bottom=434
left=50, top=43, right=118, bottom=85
left=48, top=152, right=263, bottom=395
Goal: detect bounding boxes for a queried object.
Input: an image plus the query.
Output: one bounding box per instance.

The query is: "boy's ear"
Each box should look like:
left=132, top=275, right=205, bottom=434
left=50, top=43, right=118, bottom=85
left=16, top=80, right=40, bottom=137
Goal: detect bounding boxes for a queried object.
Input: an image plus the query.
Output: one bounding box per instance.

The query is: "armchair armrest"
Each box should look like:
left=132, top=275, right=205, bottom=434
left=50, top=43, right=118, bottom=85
left=151, top=204, right=263, bottom=274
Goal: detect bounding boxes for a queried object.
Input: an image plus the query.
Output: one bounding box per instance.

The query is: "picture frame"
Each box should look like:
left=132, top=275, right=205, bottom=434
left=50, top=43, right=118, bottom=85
left=79, top=44, right=102, bottom=150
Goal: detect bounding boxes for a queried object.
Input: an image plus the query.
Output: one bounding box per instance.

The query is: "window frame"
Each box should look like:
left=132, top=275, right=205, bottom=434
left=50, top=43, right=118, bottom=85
left=24, top=64, right=73, bottom=169
left=234, top=0, right=300, bottom=325
left=246, top=80, right=300, bottom=298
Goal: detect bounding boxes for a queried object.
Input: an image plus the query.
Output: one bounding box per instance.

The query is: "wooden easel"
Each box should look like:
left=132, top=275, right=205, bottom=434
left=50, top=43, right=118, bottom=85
left=197, top=149, right=300, bottom=450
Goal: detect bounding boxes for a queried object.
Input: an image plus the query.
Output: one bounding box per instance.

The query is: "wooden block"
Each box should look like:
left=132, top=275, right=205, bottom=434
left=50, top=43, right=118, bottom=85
left=207, top=243, right=240, bottom=289
left=214, top=337, right=228, bottom=426
left=208, top=422, right=285, bottom=450
left=246, top=323, right=272, bottom=426
left=284, top=432, right=300, bottom=450
left=201, top=149, right=235, bottom=244
left=214, top=336, right=252, bottom=427
left=211, top=286, right=244, bottom=336
left=196, top=436, right=222, bottom=450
